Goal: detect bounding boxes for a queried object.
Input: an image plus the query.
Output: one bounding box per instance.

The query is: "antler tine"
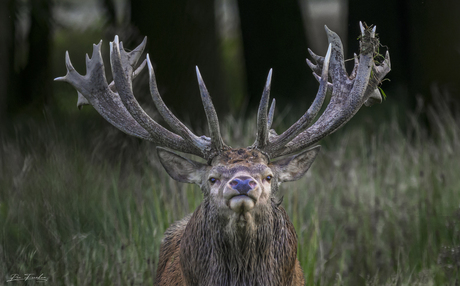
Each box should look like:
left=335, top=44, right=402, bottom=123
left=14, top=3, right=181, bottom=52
left=364, top=50, right=391, bottom=107
left=76, top=91, right=89, bottom=109
left=110, top=36, right=203, bottom=155
left=267, top=98, right=276, bottom=130
left=107, top=58, right=147, bottom=95
left=196, top=67, right=227, bottom=154
left=104, top=38, right=147, bottom=94
left=253, top=69, right=273, bottom=149
left=263, top=22, right=390, bottom=158
left=349, top=53, right=359, bottom=80
left=55, top=42, right=153, bottom=141
left=308, top=48, right=324, bottom=66
left=312, top=73, right=333, bottom=96
left=147, top=55, right=211, bottom=153
left=133, top=59, right=147, bottom=78
left=127, top=36, right=147, bottom=65
left=324, top=25, right=348, bottom=82
left=261, top=44, right=331, bottom=154
left=306, top=58, right=322, bottom=76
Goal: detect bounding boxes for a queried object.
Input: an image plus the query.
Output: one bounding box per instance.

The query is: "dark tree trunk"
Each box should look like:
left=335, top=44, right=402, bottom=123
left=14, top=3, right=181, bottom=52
left=408, top=0, right=460, bottom=103
left=236, top=0, right=314, bottom=113
left=0, top=0, right=15, bottom=121
left=130, top=0, right=228, bottom=126
left=11, top=0, right=53, bottom=116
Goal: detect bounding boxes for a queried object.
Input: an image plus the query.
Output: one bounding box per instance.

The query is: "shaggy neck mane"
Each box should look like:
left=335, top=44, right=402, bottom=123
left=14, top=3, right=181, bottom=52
left=180, top=199, right=298, bottom=285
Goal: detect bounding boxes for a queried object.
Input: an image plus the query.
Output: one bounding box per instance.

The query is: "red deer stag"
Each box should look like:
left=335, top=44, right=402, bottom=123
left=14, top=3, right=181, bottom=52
left=56, top=22, right=390, bottom=285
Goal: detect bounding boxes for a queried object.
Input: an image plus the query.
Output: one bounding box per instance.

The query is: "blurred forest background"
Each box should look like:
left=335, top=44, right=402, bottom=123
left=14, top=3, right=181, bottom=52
left=1, top=0, right=460, bottom=124
left=1, top=0, right=460, bottom=285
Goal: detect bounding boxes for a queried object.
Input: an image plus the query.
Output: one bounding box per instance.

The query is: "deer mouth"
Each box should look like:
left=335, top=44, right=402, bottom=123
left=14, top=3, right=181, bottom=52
left=228, top=194, right=256, bottom=213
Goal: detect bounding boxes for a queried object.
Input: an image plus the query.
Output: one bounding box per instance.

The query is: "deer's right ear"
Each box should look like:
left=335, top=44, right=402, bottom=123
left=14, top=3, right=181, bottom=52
left=157, top=147, right=207, bottom=185
left=271, top=146, right=321, bottom=183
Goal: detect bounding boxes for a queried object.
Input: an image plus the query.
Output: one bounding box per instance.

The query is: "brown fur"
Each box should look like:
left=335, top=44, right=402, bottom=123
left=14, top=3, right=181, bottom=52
left=155, top=216, right=190, bottom=285
left=156, top=203, right=305, bottom=285
left=212, top=148, right=268, bottom=165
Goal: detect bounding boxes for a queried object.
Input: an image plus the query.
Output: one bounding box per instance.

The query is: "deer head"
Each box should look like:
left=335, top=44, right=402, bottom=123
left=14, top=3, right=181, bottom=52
left=56, top=22, right=390, bottom=285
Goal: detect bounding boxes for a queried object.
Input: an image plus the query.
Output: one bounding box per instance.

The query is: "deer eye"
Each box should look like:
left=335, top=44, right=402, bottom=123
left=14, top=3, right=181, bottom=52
left=209, top=177, right=218, bottom=184
left=265, top=175, right=273, bottom=182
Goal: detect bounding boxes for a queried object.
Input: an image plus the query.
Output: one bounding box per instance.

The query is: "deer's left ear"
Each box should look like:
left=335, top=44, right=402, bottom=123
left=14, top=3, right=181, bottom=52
left=270, top=146, right=321, bottom=183
left=157, top=147, right=208, bottom=185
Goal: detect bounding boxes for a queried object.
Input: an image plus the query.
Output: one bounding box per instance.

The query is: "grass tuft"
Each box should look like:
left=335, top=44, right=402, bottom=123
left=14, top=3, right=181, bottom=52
left=1, top=90, right=459, bottom=285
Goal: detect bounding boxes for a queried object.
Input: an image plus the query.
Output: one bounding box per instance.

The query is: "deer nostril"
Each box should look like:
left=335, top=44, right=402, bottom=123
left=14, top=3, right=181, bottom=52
left=229, top=180, right=238, bottom=187
left=230, top=178, right=256, bottom=195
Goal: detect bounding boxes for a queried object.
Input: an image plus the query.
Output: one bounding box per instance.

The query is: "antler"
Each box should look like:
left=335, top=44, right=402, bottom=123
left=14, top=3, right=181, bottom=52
left=55, top=36, right=228, bottom=160
left=253, top=22, right=391, bottom=158
left=56, top=22, right=389, bottom=162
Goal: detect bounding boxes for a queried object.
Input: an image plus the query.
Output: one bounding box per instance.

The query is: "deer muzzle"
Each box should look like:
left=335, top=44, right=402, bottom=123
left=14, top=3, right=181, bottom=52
left=224, top=176, right=260, bottom=213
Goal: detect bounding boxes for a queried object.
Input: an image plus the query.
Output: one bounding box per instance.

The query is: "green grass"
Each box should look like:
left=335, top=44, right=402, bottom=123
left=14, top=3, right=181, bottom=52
left=1, top=95, right=459, bottom=285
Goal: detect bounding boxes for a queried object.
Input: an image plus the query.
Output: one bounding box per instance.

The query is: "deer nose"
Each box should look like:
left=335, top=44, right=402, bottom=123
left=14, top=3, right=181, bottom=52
left=229, top=177, right=257, bottom=195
